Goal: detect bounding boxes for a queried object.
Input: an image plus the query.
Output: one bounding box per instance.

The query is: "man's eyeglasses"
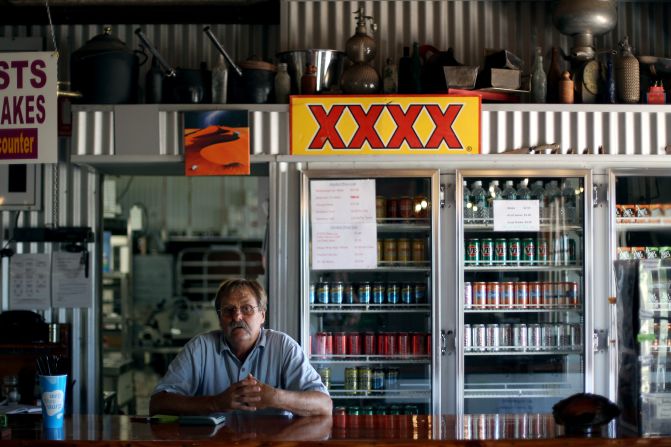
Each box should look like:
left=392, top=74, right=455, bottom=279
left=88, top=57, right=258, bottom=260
left=218, top=304, right=259, bottom=317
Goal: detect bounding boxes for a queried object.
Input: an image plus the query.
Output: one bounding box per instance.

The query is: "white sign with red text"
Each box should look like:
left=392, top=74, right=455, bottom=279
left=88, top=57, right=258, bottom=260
left=310, top=179, right=377, bottom=270
left=0, top=52, right=58, bottom=164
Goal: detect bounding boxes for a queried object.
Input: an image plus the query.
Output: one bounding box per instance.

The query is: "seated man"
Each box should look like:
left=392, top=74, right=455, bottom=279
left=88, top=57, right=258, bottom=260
left=150, top=279, right=332, bottom=416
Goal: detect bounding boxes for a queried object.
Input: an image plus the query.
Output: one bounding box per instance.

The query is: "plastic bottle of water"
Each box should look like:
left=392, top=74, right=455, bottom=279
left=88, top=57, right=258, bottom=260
left=545, top=180, right=561, bottom=206
left=501, top=180, right=517, bottom=200
left=517, top=179, right=531, bottom=200
left=531, top=180, right=546, bottom=219
left=488, top=180, right=502, bottom=207
left=471, top=180, right=488, bottom=221
left=463, top=180, right=472, bottom=222
left=561, top=181, right=577, bottom=222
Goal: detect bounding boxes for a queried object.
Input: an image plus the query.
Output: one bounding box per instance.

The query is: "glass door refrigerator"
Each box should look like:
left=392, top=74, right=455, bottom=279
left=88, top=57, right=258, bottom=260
left=456, top=169, right=592, bottom=417
left=611, top=170, right=671, bottom=436
left=301, top=169, right=440, bottom=417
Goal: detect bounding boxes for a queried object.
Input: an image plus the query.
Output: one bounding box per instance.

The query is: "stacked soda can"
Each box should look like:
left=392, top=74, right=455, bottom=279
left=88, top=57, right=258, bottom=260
left=465, top=281, right=579, bottom=309
left=312, top=331, right=431, bottom=357
left=464, top=323, right=581, bottom=351
left=462, top=414, right=560, bottom=440
left=344, top=367, right=401, bottom=394
left=465, top=236, right=576, bottom=265
left=617, top=245, right=671, bottom=260
left=377, top=195, right=431, bottom=220
left=311, top=281, right=428, bottom=305
left=379, top=238, right=427, bottom=264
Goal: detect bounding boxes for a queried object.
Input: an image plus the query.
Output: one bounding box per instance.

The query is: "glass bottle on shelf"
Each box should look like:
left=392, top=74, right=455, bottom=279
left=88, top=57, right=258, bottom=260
left=211, top=55, right=228, bottom=104
left=275, top=62, right=291, bottom=104
left=545, top=180, right=561, bottom=206
left=531, top=46, right=547, bottom=103
left=382, top=58, right=397, bottom=94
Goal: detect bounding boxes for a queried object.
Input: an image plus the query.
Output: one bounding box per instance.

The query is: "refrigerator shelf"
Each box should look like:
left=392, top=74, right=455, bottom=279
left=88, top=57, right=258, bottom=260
left=311, top=355, right=430, bottom=364
left=464, top=348, right=582, bottom=355
left=377, top=222, right=431, bottom=232
left=464, top=223, right=583, bottom=232
left=314, top=264, right=431, bottom=272
left=464, top=265, right=582, bottom=272
left=328, top=389, right=431, bottom=400
left=465, top=306, right=581, bottom=313
left=311, top=304, right=431, bottom=313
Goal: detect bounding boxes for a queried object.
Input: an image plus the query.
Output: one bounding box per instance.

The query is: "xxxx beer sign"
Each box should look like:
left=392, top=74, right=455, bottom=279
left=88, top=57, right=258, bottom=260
left=290, top=95, right=480, bottom=155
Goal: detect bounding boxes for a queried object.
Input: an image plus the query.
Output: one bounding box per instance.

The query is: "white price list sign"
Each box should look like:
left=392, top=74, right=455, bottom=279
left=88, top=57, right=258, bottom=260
left=493, top=200, right=540, bottom=232
left=310, top=179, right=377, bottom=270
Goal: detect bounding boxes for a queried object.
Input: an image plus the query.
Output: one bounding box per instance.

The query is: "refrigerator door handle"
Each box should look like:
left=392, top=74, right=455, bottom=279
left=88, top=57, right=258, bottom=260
left=442, top=329, right=454, bottom=355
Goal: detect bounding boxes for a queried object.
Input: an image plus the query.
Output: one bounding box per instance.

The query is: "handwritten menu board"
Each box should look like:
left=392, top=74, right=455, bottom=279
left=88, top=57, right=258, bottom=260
left=310, top=179, right=377, bottom=270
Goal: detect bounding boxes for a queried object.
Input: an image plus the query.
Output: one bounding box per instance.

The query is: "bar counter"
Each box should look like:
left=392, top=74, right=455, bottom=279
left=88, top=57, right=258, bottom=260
left=2, top=413, right=671, bottom=446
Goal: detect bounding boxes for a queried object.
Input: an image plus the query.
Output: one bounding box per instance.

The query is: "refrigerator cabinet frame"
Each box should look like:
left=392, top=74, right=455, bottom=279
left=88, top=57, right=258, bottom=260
left=455, top=168, right=594, bottom=415
left=300, top=168, right=442, bottom=415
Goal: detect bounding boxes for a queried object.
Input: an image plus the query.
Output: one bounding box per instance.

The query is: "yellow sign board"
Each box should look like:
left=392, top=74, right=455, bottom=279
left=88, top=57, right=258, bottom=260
left=290, top=95, right=480, bottom=155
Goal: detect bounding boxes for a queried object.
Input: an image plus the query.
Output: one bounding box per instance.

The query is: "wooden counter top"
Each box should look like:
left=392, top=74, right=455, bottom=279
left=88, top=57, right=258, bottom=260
left=1, top=414, right=670, bottom=446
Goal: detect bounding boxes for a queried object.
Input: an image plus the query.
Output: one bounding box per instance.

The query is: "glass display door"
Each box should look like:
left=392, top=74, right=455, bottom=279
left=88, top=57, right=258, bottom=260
left=457, top=170, right=591, bottom=414
left=301, top=170, right=439, bottom=416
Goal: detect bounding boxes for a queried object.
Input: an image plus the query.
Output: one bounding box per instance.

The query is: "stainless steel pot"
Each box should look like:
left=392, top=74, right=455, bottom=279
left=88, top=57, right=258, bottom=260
left=552, top=0, right=617, bottom=60
left=277, top=49, right=346, bottom=94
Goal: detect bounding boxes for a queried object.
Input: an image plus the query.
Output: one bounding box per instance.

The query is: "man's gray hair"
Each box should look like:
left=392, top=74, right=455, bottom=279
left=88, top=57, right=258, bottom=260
left=214, top=278, right=267, bottom=313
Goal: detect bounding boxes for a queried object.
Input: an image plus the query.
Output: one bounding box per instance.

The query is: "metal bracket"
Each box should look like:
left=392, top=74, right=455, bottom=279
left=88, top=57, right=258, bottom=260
left=440, top=184, right=446, bottom=209
left=593, top=329, right=609, bottom=352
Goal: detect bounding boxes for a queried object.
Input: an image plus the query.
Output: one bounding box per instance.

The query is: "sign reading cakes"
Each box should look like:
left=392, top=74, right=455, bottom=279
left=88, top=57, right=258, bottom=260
left=0, top=52, right=58, bottom=164
left=290, top=95, right=480, bottom=155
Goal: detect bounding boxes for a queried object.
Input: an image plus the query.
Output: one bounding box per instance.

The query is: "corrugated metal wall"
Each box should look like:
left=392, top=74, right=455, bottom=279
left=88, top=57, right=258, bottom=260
left=281, top=0, right=670, bottom=74
left=0, top=139, right=101, bottom=415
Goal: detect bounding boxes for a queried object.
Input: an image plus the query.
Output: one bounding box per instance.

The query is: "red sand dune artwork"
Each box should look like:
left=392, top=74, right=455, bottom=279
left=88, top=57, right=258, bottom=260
left=184, top=125, right=250, bottom=176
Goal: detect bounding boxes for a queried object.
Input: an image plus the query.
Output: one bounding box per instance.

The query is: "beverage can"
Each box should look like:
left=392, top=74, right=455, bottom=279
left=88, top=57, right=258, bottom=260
left=660, top=246, right=671, bottom=259
left=343, top=284, right=355, bottom=304
left=316, top=282, right=329, bottom=304
left=377, top=239, right=382, bottom=263
left=473, top=282, right=487, bottom=308
left=387, top=282, right=400, bottom=304
left=522, top=238, right=535, bottom=264
left=513, top=323, right=527, bottom=350
left=411, top=332, right=425, bottom=356
left=646, top=246, right=660, bottom=259
left=401, top=283, right=413, bottom=304
left=528, top=324, right=541, bottom=351
left=358, top=367, right=372, bottom=394
left=542, top=282, right=553, bottom=308
left=397, top=238, right=411, bottom=263
left=486, top=324, right=500, bottom=351
left=412, top=239, right=426, bottom=262
left=397, top=332, right=410, bottom=356
left=494, top=238, right=507, bottom=265
left=386, top=332, right=398, bottom=356
left=358, top=282, right=371, bottom=304
left=386, top=368, right=399, bottom=388
left=386, top=197, right=398, bottom=218
left=334, top=406, right=347, bottom=429
left=363, top=332, right=376, bottom=355
left=536, top=238, right=548, bottom=265
left=466, top=239, right=480, bottom=264
left=345, top=368, right=358, bottom=394
left=372, top=368, right=385, bottom=390
left=508, top=238, right=521, bottom=265
left=566, top=281, right=578, bottom=307
left=426, top=333, right=431, bottom=355
left=481, top=238, right=494, bottom=265
left=375, top=196, right=386, bottom=219
left=486, top=282, right=500, bottom=309
left=330, top=281, right=344, bottom=304
left=346, top=332, right=360, bottom=355
left=372, top=282, right=385, bottom=304
left=383, top=239, right=397, bottom=262
left=315, top=331, right=328, bottom=357
left=473, top=324, right=486, bottom=351
left=309, top=283, right=315, bottom=304
left=318, top=367, right=331, bottom=389
left=515, top=282, right=528, bottom=308
left=414, top=283, right=427, bottom=303
left=333, top=332, right=347, bottom=355
left=464, top=281, right=473, bottom=308
left=528, top=281, right=542, bottom=308
left=399, top=196, right=413, bottom=219
left=499, top=323, right=512, bottom=350
left=464, top=323, right=472, bottom=350
left=501, top=282, right=515, bottom=308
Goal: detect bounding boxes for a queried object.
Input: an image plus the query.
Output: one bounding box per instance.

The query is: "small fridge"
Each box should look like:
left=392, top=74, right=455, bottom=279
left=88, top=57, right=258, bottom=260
left=611, top=170, right=671, bottom=436
left=300, top=169, right=440, bottom=416
left=456, top=169, right=593, bottom=415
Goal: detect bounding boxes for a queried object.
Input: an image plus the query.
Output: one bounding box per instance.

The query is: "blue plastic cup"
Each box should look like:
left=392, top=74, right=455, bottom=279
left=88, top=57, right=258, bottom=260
left=39, top=375, right=67, bottom=428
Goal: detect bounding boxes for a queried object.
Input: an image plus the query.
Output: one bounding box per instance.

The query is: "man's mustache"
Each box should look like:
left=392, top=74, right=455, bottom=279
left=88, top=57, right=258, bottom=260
left=229, top=321, right=249, bottom=331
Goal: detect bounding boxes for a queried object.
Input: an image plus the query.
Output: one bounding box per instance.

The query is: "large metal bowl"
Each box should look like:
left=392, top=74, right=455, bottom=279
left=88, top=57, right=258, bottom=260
left=277, top=49, right=346, bottom=94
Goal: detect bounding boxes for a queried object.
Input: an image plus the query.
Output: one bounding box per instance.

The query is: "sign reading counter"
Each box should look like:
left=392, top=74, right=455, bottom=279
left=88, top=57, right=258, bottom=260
left=0, top=52, right=58, bottom=164
left=310, top=179, right=377, bottom=270
left=493, top=200, right=540, bottom=232
left=291, top=95, right=480, bottom=155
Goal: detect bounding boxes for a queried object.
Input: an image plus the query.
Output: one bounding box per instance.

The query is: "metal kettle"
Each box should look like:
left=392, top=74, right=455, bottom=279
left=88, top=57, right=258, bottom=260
left=70, top=27, right=141, bottom=104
